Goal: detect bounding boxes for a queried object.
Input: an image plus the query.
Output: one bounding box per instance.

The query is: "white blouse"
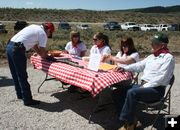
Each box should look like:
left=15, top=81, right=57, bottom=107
left=90, top=45, right=111, bottom=56
left=65, top=41, right=87, bottom=57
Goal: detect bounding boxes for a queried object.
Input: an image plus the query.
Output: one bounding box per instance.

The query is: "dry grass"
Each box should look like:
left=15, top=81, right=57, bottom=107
left=1, top=22, right=180, bottom=58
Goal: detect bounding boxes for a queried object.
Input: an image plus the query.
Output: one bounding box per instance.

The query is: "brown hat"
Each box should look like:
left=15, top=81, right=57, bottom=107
left=70, top=31, right=80, bottom=38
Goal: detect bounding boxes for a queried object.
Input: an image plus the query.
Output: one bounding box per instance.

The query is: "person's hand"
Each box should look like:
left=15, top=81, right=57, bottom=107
left=33, top=53, right=38, bottom=56
left=61, top=50, right=68, bottom=54
left=46, top=55, right=56, bottom=62
left=112, top=66, right=125, bottom=72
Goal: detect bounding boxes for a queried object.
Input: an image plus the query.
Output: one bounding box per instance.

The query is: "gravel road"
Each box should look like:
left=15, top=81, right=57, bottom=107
left=0, top=62, right=180, bottom=130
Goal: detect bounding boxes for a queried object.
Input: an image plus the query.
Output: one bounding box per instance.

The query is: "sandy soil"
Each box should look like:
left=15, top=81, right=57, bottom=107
left=0, top=59, right=180, bottom=130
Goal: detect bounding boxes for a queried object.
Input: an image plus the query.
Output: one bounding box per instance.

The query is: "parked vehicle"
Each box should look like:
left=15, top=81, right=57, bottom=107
left=58, top=22, right=71, bottom=30
left=14, top=21, right=28, bottom=33
left=121, top=22, right=140, bottom=31
left=157, top=24, right=172, bottom=31
left=77, top=24, right=90, bottom=30
left=168, top=24, right=180, bottom=31
left=0, top=23, right=8, bottom=33
left=103, top=21, right=121, bottom=30
left=140, top=24, right=158, bottom=31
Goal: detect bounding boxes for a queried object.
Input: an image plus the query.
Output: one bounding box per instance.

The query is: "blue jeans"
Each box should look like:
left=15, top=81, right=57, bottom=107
left=6, top=41, right=32, bottom=103
left=119, top=84, right=165, bottom=124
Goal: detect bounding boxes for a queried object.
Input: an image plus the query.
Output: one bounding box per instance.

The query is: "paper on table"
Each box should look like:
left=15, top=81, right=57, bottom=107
left=88, top=53, right=101, bottom=71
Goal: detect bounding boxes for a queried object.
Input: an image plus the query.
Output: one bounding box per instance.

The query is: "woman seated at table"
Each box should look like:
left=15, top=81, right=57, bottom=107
left=90, top=32, right=111, bottom=62
left=64, top=31, right=87, bottom=57
left=107, top=37, right=140, bottom=116
left=104, top=36, right=139, bottom=66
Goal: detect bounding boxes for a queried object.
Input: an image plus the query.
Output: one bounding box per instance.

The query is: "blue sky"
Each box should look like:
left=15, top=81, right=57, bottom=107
left=0, top=0, right=180, bottom=10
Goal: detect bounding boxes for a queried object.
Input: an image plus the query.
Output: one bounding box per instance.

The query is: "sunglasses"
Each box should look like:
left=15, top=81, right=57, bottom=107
left=72, top=35, right=79, bottom=38
left=122, top=45, right=128, bottom=48
left=93, top=38, right=98, bottom=41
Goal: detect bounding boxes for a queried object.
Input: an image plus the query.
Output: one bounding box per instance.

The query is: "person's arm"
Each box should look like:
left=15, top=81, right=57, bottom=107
left=122, top=56, right=148, bottom=73
left=62, top=50, right=69, bottom=54
left=80, top=42, right=87, bottom=57
left=80, top=50, right=86, bottom=57
left=33, top=44, right=48, bottom=58
left=111, top=56, right=136, bottom=64
left=101, top=46, right=111, bottom=62
left=111, top=52, right=139, bottom=65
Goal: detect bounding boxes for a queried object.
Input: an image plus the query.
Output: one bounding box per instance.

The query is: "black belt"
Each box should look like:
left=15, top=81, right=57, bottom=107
left=10, top=41, right=25, bottom=48
left=140, top=80, right=148, bottom=86
left=10, top=41, right=23, bottom=46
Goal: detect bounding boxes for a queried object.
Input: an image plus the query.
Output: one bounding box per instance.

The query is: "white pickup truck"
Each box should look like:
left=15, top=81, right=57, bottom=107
left=140, top=24, right=158, bottom=31
left=121, top=22, right=140, bottom=31
left=157, top=24, right=172, bottom=31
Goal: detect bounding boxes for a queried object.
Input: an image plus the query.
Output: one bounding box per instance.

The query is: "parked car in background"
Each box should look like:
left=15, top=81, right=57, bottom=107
left=103, top=21, right=121, bottom=30
left=77, top=24, right=90, bottom=30
left=0, top=23, right=8, bottom=33
left=121, top=22, right=140, bottom=31
left=140, top=24, right=158, bottom=31
left=168, top=24, right=180, bottom=31
left=157, top=24, right=172, bottom=31
left=14, top=21, right=28, bottom=33
left=58, top=22, right=71, bottom=30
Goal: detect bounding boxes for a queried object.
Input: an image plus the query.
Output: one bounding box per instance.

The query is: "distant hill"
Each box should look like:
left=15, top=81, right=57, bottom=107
left=0, top=5, right=180, bottom=23
left=133, top=5, right=180, bottom=13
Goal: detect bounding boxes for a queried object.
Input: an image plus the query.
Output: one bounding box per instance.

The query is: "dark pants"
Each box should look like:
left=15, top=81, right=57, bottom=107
left=6, top=41, right=32, bottom=103
left=119, top=84, right=165, bottom=124
left=112, top=80, right=132, bottom=115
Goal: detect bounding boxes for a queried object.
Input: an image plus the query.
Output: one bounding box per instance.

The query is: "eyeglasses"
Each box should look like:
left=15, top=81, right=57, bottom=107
left=93, top=38, right=98, bottom=41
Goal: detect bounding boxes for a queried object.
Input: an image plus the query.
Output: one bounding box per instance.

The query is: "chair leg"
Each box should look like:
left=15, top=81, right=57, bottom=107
left=150, top=103, right=165, bottom=130
left=168, top=92, right=171, bottom=115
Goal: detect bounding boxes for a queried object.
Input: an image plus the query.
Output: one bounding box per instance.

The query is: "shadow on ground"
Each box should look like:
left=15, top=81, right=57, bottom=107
left=0, top=76, right=14, bottom=87
left=30, top=88, right=166, bottom=130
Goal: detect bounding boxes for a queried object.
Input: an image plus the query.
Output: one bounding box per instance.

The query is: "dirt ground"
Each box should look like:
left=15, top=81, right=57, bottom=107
left=0, top=57, right=180, bottom=130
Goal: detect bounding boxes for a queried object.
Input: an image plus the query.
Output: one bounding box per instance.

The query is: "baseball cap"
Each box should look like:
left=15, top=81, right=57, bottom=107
left=43, top=22, right=55, bottom=32
left=151, top=33, right=169, bottom=44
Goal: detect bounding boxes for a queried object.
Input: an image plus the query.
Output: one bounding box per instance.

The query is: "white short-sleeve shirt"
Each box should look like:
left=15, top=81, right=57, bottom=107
left=65, top=41, right=87, bottom=57
left=90, top=45, right=111, bottom=56
left=11, top=24, right=47, bottom=51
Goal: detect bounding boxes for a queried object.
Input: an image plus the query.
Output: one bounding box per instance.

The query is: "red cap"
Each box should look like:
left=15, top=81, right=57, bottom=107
left=44, top=22, right=55, bottom=32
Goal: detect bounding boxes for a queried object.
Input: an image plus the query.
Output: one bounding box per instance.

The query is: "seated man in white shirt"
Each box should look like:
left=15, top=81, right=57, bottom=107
left=116, top=33, right=175, bottom=130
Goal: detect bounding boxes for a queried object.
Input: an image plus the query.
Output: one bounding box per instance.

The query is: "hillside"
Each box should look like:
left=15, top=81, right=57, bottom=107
left=0, top=5, right=180, bottom=23
left=1, top=6, right=180, bottom=58
left=134, top=5, right=180, bottom=13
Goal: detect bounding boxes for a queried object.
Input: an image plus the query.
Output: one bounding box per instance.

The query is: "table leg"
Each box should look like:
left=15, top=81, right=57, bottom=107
left=37, top=73, right=71, bottom=93
left=88, top=88, right=114, bottom=123
left=37, top=73, right=56, bottom=93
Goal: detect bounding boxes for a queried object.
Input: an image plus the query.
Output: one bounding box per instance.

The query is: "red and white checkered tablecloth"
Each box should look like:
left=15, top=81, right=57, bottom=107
left=30, top=55, right=133, bottom=97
